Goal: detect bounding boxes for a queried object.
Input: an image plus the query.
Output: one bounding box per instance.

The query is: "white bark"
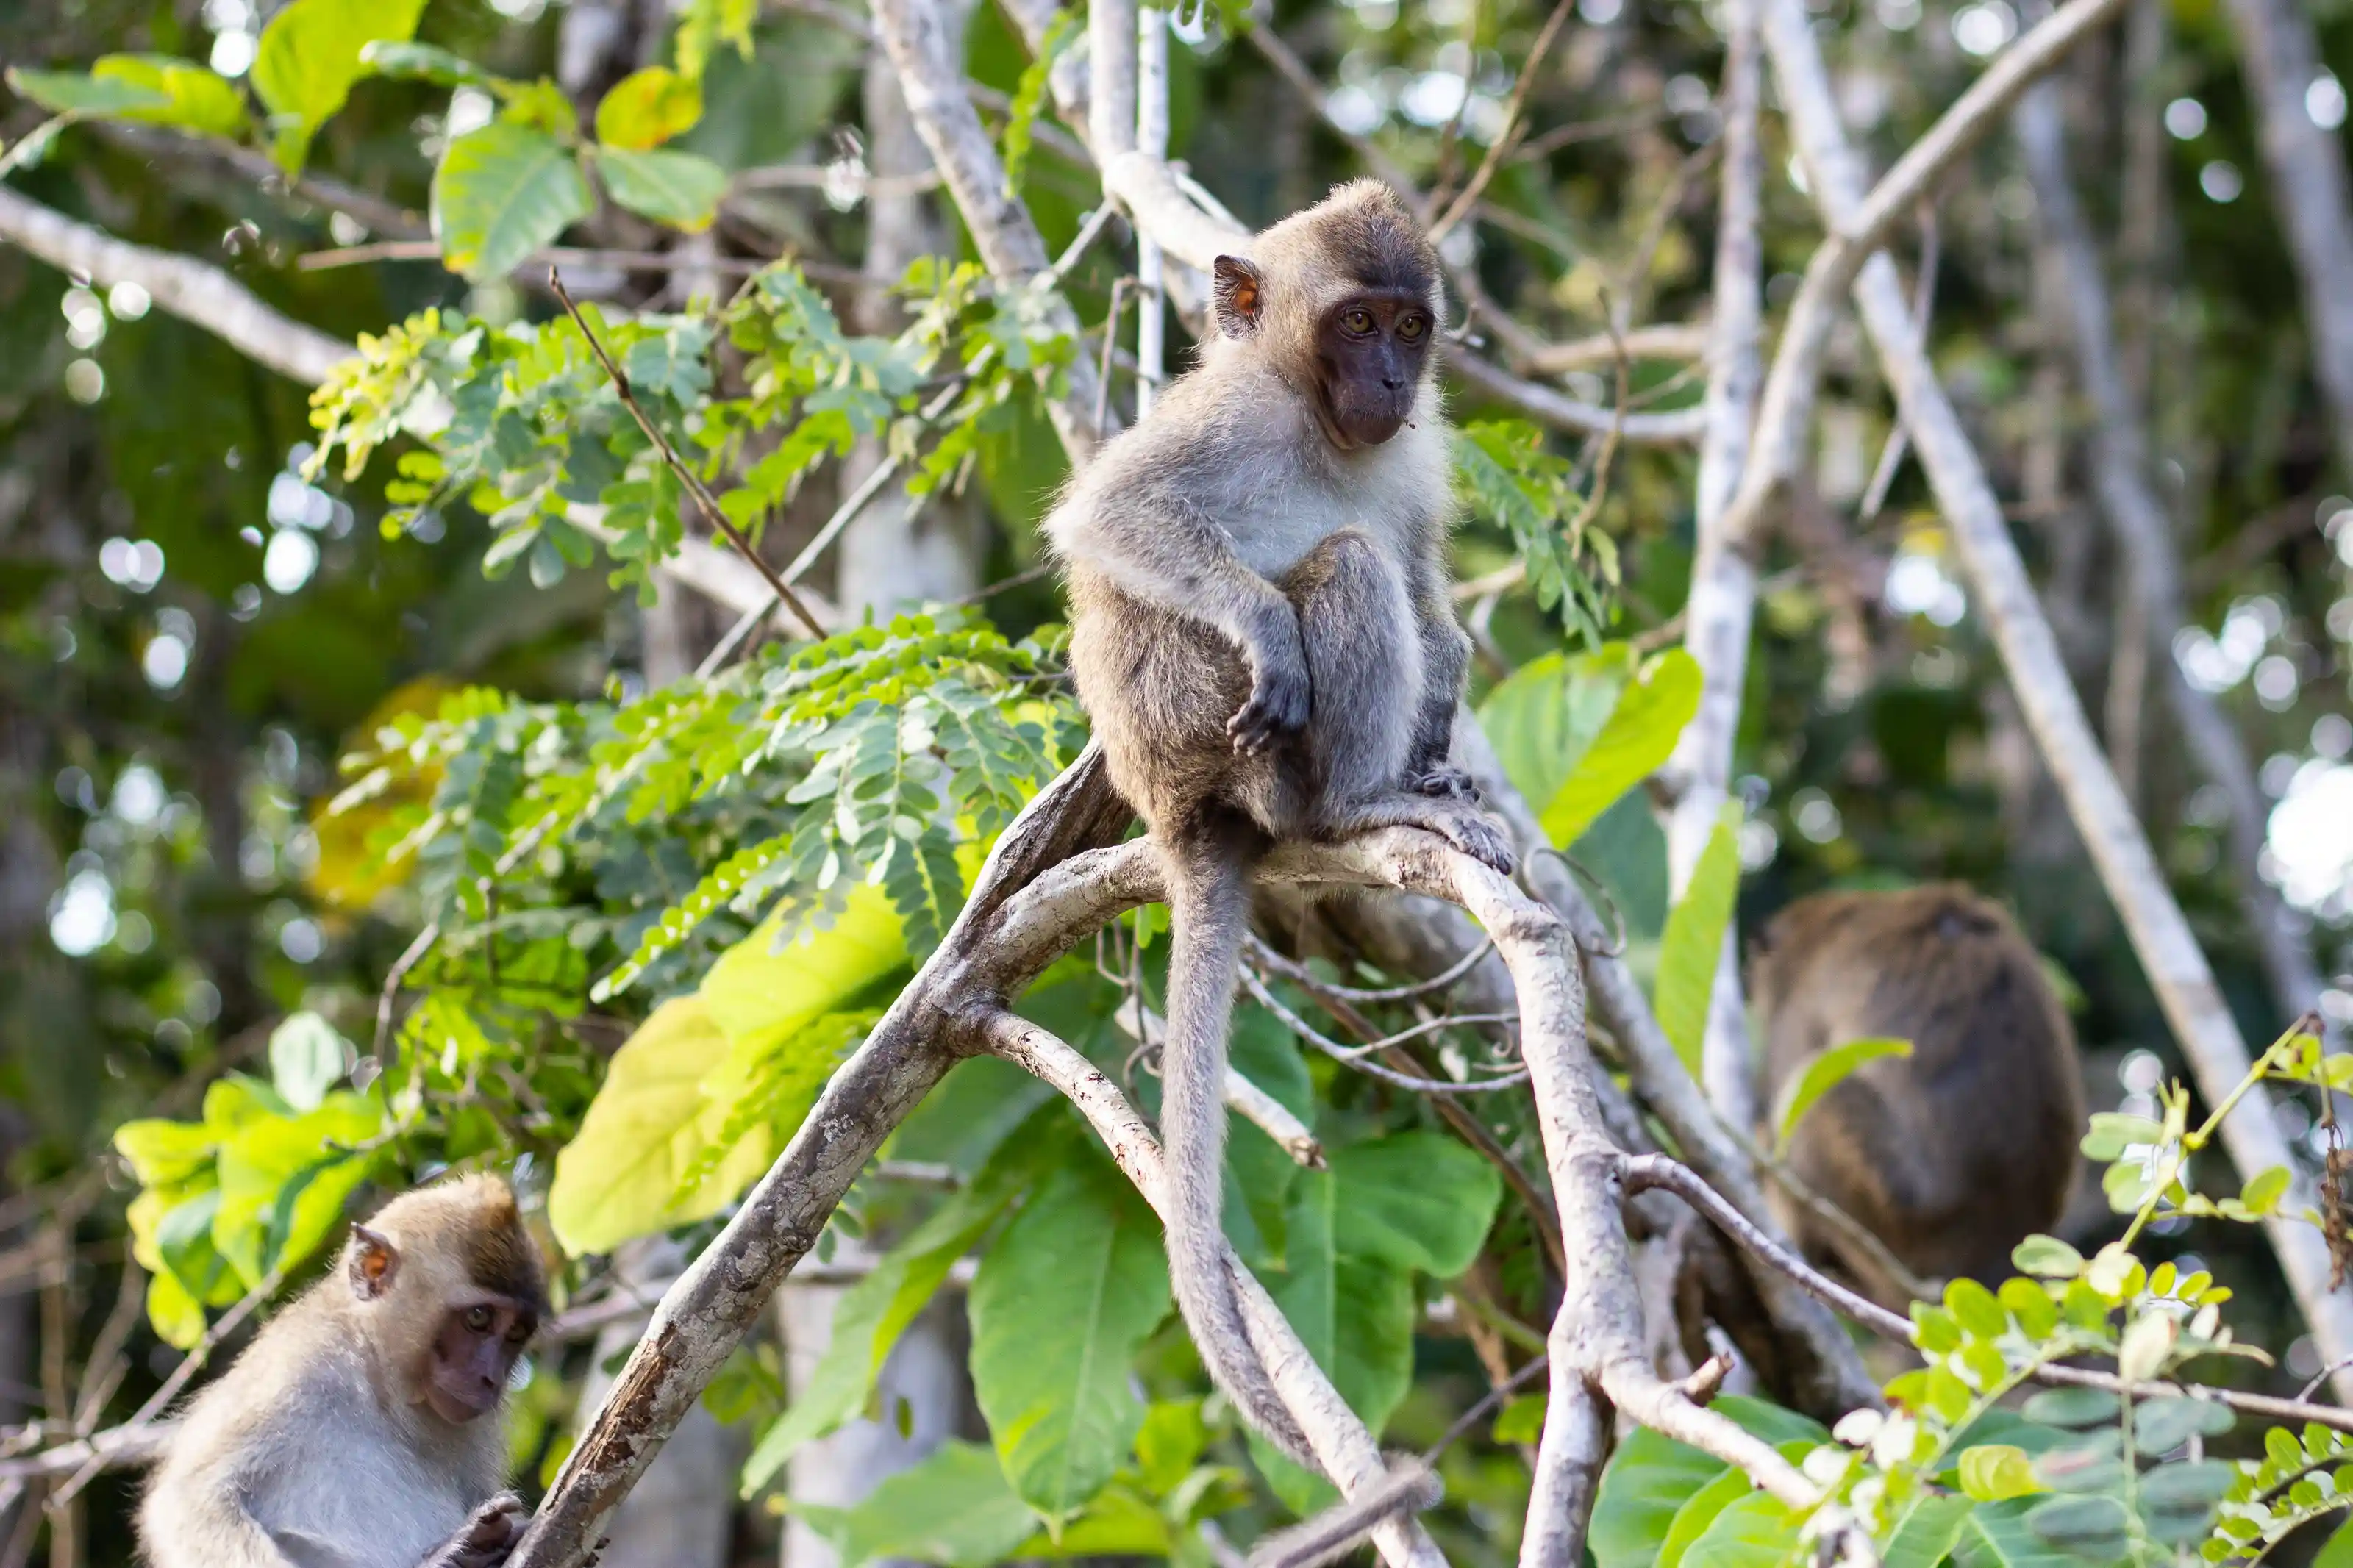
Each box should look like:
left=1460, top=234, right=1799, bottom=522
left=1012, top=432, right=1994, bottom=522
left=1757, top=0, right=2353, bottom=1399
left=1663, top=0, right=1767, bottom=1133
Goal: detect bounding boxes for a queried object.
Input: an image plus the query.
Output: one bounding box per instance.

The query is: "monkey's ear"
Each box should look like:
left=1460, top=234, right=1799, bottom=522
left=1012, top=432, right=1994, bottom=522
left=349, top=1225, right=400, bottom=1301
left=1213, top=256, right=1265, bottom=338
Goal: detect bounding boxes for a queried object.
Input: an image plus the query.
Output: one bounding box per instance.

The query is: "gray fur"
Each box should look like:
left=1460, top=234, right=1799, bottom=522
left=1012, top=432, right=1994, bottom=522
left=1046, top=180, right=1513, bottom=1478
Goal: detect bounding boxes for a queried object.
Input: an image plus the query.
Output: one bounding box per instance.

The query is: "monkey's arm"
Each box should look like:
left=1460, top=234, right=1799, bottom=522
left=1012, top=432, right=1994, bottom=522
left=1050, top=484, right=1310, bottom=750
left=1401, top=533, right=1474, bottom=785
left=139, top=1456, right=311, bottom=1568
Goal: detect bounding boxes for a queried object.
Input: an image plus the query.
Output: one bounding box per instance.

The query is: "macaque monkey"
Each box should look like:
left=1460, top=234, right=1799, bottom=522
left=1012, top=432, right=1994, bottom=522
left=140, top=1174, right=547, bottom=1568
left=1748, top=884, right=2085, bottom=1310
left=1047, top=179, right=1511, bottom=1508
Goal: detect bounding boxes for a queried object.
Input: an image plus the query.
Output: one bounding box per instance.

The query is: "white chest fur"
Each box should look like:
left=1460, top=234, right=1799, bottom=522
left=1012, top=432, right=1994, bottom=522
left=251, top=1420, right=475, bottom=1568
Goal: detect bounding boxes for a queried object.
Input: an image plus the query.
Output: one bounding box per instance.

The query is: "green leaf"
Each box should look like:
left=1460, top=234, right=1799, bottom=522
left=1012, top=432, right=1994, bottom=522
left=2020, top=1387, right=2117, bottom=1428
left=1951, top=1497, right=2093, bottom=1568
left=795, top=1440, right=1038, bottom=1568
left=741, top=1158, right=1022, bottom=1492
left=114, top=1117, right=219, bottom=1187
left=968, top=1163, right=1171, bottom=1519
left=211, top=1092, right=385, bottom=1286
left=1324, top=1131, right=1503, bottom=1278
left=2079, top=1112, right=2163, bottom=1162
left=1769, top=1037, right=1912, bottom=1153
left=594, top=65, right=704, bottom=148
left=2011, top=1234, right=2085, bottom=1278
left=674, top=0, right=757, bottom=79
left=1654, top=799, right=1743, bottom=1078
left=699, top=883, right=912, bottom=1056
left=2240, top=1164, right=2292, bottom=1215
left=1656, top=1467, right=1753, bottom=1568
left=1492, top=1394, right=1545, bottom=1445
left=4, top=66, right=172, bottom=118
left=1589, top=1400, right=1825, bottom=1568
left=2312, top=1516, right=2353, bottom=1568
left=1475, top=645, right=1631, bottom=831
left=268, top=1011, right=350, bottom=1113
left=1681, top=1493, right=1799, bottom=1567
left=432, top=123, right=592, bottom=281
left=251, top=0, right=428, bottom=170
left=1883, top=1494, right=1974, bottom=1568
left=547, top=997, right=783, bottom=1253
left=82, top=56, right=248, bottom=134
left=144, top=1268, right=208, bottom=1350
left=1960, top=1445, right=2047, bottom=1502
left=594, top=146, right=727, bottom=231
left=1539, top=648, right=1702, bottom=847
left=357, top=40, right=495, bottom=85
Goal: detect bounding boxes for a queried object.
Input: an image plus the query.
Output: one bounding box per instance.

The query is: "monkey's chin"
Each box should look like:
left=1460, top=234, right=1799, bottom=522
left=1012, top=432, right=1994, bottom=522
left=423, top=1386, right=496, bottom=1425
left=1317, top=403, right=1408, bottom=451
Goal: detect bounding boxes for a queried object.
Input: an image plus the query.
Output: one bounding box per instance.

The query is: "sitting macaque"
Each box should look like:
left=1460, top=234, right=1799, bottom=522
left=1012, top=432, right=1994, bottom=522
left=1747, top=884, right=2085, bottom=1309
left=140, top=1174, right=547, bottom=1568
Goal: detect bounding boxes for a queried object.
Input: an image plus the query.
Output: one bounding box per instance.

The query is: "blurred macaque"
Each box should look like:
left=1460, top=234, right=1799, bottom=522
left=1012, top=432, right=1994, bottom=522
left=1749, top=884, right=2085, bottom=1309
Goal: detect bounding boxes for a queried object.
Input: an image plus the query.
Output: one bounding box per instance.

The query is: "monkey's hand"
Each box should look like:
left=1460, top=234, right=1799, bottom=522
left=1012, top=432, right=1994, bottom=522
left=1228, top=617, right=1311, bottom=756
left=419, top=1493, right=526, bottom=1568
left=1425, top=807, right=1517, bottom=878
left=1407, top=766, right=1481, bottom=803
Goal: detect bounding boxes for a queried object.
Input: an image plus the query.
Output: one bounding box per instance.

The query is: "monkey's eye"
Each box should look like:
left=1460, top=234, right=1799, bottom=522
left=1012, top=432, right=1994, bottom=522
left=464, top=1306, right=494, bottom=1333
left=1342, top=308, right=1375, bottom=335
left=1396, top=314, right=1429, bottom=342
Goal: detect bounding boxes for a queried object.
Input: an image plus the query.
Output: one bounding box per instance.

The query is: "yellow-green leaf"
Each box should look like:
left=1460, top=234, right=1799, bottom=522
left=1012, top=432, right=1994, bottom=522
left=87, top=55, right=249, bottom=135
left=593, top=145, right=727, bottom=231
left=1958, top=1444, right=2044, bottom=1503
left=546, top=995, right=781, bottom=1255
left=432, top=123, right=591, bottom=280
left=145, top=1267, right=208, bottom=1350
left=1654, top=799, right=1742, bottom=1078
left=1771, top=1037, right=1913, bottom=1154
left=1540, top=648, right=1701, bottom=846
left=593, top=65, right=702, bottom=148
left=251, top=0, right=428, bottom=171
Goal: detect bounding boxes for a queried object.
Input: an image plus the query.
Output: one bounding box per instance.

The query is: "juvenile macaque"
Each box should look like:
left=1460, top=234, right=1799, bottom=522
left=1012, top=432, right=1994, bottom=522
left=1048, top=179, right=1510, bottom=1499
left=1749, top=884, right=2085, bottom=1309
left=140, top=1174, right=547, bottom=1568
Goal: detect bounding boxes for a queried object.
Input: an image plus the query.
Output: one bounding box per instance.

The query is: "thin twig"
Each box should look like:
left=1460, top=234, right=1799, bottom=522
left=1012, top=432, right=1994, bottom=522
left=1427, top=0, right=1578, bottom=246
left=1244, top=933, right=1496, bottom=1004
left=1240, top=970, right=1529, bottom=1091
left=547, top=268, right=827, bottom=640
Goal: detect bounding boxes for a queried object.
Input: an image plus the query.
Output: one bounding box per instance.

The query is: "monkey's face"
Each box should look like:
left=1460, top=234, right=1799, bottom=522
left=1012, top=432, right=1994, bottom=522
left=421, top=1290, right=538, bottom=1425
left=1313, top=291, right=1434, bottom=450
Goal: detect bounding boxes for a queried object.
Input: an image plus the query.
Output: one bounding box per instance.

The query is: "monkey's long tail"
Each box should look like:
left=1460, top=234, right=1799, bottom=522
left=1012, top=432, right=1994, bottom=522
left=1160, top=820, right=1321, bottom=1471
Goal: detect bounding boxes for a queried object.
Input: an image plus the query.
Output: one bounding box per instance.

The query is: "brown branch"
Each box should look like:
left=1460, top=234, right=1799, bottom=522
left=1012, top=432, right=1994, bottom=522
left=546, top=268, right=827, bottom=640
left=1426, top=0, right=1578, bottom=246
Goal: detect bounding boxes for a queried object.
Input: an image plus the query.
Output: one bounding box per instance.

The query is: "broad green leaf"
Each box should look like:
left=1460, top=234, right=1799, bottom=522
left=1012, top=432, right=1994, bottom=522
left=701, top=883, right=911, bottom=1050
left=115, top=1117, right=219, bottom=1187
left=83, top=56, right=248, bottom=135
left=1682, top=1492, right=1799, bottom=1567
left=1654, top=799, right=1742, bottom=1077
left=432, top=123, right=591, bottom=281
left=153, top=1186, right=238, bottom=1306
left=741, top=1158, right=1022, bottom=1491
left=1132, top=1400, right=1209, bottom=1497
left=548, top=996, right=780, bottom=1253
left=1657, top=1466, right=1753, bottom=1568
left=251, top=0, right=428, bottom=170
left=2011, top=1234, right=2085, bottom=1278
left=145, top=1267, right=208, bottom=1350
left=1590, top=1398, right=1827, bottom=1568
left=1324, top=1131, right=1503, bottom=1278
left=1492, top=1394, right=1545, bottom=1445
left=594, top=65, right=703, bottom=148
left=1011, top=1481, right=1176, bottom=1557
left=674, top=0, right=758, bottom=80
left=1540, top=648, right=1702, bottom=846
left=968, top=1163, right=1171, bottom=1519
left=794, top=1440, right=1038, bottom=1568
left=1475, top=645, right=1632, bottom=827
left=1960, top=1444, right=2046, bottom=1502
left=593, top=146, right=728, bottom=231
left=211, top=1091, right=385, bottom=1286
left=1771, top=1037, right=1912, bottom=1153
left=1883, top=1494, right=1973, bottom=1568
left=2240, top=1164, right=2291, bottom=1215
left=358, top=40, right=494, bottom=86
left=4, top=66, right=171, bottom=118
left=2313, top=1515, right=2353, bottom=1568
left=268, top=1011, right=351, bottom=1112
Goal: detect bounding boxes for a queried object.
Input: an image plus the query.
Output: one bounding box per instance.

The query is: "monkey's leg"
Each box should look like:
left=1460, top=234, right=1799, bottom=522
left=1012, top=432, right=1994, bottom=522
left=1276, top=532, right=1515, bottom=874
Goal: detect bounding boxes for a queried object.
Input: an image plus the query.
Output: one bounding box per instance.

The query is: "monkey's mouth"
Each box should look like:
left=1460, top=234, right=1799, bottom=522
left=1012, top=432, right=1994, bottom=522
left=1318, top=389, right=1412, bottom=450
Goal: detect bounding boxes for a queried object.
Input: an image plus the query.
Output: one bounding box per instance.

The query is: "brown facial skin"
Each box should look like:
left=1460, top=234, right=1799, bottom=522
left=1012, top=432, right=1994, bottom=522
left=423, top=1293, right=536, bottom=1425
left=1314, top=291, right=1433, bottom=449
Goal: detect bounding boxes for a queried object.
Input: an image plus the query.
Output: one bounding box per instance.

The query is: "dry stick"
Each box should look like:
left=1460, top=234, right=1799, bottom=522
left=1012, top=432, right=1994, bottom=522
left=2013, top=64, right=2332, bottom=1050
left=545, top=268, right=826, bottom=640
left=1238, top=969, right=1530, bottom=1090
left=1854, top=204, right=1938, bottom=526
left=1427, top=0, right=1577, bottom=246
left=1755, top=0, right=2353, bottom=1399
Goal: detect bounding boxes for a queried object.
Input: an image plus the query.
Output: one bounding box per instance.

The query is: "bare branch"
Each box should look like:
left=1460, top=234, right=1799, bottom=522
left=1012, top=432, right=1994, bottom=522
left=0, top=184, right=349, bottom=384
left=1521, top=322, right=1710, bottom=375
left=1425, top=0, right=1577, bottom=246
left=1756, top=0, right=2353, bottom=1397
left=1447, top=351, right=1707, bottom=444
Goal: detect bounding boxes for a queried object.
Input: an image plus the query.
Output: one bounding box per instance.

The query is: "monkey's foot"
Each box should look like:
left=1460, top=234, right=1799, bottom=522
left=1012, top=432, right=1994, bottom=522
left=1227, top=660, right=1312, bottom=756
left=1415, top=805, right=1517, bottom=876
left=1407, top=765, right=1482, bottom=803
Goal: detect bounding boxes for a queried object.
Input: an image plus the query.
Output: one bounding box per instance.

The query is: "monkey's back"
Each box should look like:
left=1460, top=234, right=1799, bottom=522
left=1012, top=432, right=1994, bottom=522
left=1750, top=884, right=2084, bottom=1300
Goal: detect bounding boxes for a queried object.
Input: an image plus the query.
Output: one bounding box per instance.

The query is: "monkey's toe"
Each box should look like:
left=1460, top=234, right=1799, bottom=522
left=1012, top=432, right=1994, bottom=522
left=1410, top=766, right=1480, bottom=803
